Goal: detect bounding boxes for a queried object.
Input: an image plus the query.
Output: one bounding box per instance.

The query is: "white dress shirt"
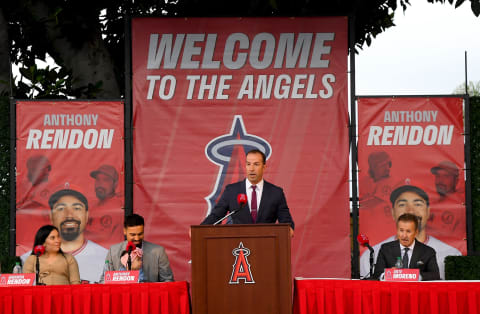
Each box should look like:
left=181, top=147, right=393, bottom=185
left=246, top=178, right=264, bottom=214
left=400, top=241, right=415, bottom=267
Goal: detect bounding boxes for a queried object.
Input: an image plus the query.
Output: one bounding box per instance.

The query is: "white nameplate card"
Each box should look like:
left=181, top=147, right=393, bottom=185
left=384, top=268, right=420, bottom=282
left=104, top=270, right=140, bottom=284
left=0, top=273, right=36, bottom=286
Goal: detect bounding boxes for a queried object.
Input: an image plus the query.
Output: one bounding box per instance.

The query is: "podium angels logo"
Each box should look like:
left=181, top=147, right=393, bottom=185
left=229, top=242, right=255, bottom=284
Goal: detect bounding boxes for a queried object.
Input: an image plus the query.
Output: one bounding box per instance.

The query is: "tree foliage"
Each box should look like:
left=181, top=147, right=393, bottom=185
left=453, top=81, right=480, bottom=96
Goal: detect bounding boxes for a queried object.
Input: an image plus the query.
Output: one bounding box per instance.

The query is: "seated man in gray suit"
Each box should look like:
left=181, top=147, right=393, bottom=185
left=100, top=214, right=174, bottom=282
left=373, top=213, right=440, bottom=281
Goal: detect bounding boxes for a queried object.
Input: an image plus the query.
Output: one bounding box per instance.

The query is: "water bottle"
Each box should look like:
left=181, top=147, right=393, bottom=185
left=103, top=260, right=110, bottom=275
left=12, top=262, right=22, bottom=274
left=394, top=256, right=403, bottom=268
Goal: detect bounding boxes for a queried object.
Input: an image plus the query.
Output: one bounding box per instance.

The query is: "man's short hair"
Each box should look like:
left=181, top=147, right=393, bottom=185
left=390, top=185, right=429, bottom=207
left=48, top=186, right=89, bottom=211
left=246, top=149, right=266, bottom=164
left=124, top=213, right=144, bottom=228
left=397, top=213, right=419, bottom=231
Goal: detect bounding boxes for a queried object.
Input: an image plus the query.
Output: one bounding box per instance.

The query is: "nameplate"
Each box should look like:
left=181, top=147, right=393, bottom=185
left=384, top=268, right=420, bottom=281
left=104, top=270, right=139, bottom=284
left=0, top=273, right=36, bottom=286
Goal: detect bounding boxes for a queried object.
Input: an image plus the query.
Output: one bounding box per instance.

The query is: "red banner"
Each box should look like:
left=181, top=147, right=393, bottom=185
left=132, top=17, right=350, bottom=281
left=16, top=100, right=124, bottom=283
left=357, top=96, right=466, bottom=279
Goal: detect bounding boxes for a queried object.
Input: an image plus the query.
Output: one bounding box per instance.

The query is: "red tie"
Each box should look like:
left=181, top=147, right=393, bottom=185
left=251, top=185, right=257, bottom=223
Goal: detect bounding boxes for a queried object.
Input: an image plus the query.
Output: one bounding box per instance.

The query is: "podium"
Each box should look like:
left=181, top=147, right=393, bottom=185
left=191, top=223, right=292, bottom=314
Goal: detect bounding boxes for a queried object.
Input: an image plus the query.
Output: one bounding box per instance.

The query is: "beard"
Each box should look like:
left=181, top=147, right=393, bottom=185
left=435, top=184, right=450, bottom=196
left=60, top=219, right=81, bottom=241
left=96, top=187, right=114, bottom=201
left=95, top=187, right=107, bottom=200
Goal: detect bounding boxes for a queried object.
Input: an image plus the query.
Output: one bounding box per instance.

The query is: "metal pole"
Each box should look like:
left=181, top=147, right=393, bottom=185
left=124, top=3, right=133, bottom=217
left=9, top=98, right=16, bottom=256
left=465, top=51, right=468, bottom=95
left=349, top=15, right=360, bottom=279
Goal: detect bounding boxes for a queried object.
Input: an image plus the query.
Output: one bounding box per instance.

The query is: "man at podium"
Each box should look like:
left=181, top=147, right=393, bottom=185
left=373, top=213, right=440, bottom=281
left=201, top=149, right=294, bottom=235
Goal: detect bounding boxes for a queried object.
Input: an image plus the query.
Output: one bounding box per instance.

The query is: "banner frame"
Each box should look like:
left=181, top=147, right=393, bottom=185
left=348, top=14, right=360, bottom=279
left=124, top=9, right=133, bottom=217
left=9, top=98, right=16, bottom=256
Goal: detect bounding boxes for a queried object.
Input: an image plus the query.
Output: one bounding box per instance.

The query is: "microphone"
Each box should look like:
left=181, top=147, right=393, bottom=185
left=126, top=241, right=136, bottom=253
left=126, top=242, right=136, bottom=271
left=213, top=193, right=248, bottom=225
left=33, top=245, right=45, bottom=285
left=237, top=193, right=247, bottom=207
left=34, top=245, right=45, bottom=256
left=357, top=234, right=375, bottom=279
left=357, top=234, right=374, bottom=252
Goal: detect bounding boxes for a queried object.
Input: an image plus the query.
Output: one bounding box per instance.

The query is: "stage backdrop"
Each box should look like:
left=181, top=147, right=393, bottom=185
left=357, top=96, right=466, bottom=276
left=132, top=17, right=350, bottom=281
left=16, top=101, right=125, bottom=257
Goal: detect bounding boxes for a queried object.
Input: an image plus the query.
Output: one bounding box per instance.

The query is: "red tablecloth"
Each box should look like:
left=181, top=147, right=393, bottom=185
left=0, top=281, right=190, bottom=314
left=294, top=279, right=480, bottom=314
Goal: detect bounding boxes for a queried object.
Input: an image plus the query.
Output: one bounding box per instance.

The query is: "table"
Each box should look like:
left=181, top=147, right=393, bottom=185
left=0, top=281, right=190, bottom=314
left=293, top=278, right=480, bottom=314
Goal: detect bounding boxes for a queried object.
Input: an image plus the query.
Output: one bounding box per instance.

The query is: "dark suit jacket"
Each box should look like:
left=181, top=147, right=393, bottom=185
left=373, top=239, right=440, bottom=281
left=201, top=179, right=294, bottom=229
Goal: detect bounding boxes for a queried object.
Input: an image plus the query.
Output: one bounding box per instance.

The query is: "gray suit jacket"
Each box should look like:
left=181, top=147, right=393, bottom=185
left=99, top=240, right=174, bottom=283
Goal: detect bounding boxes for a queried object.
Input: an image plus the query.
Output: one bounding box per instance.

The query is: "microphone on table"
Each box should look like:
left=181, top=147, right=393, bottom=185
left=126, top=241, right=136, bottom=271
left=357, top=234, right=375, bottom=279
left=33, top=245, right=45, bottom=286
left=213, top=193, right=248, bottom=225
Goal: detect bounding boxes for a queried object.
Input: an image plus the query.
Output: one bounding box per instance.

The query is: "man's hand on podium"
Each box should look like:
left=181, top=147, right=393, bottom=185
left=290, top=227, right=294, bottom=238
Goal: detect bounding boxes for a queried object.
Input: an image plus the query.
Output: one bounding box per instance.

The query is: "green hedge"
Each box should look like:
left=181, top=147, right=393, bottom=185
left=444, top=96, right=480, bottom=280
left=471, top=96, right=480, bottom=253
left=445, top=255, right=480, bottom=280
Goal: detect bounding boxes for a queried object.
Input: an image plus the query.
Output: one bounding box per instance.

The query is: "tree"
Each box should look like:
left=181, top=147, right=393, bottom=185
left=453, top=81, right=480, bottom=96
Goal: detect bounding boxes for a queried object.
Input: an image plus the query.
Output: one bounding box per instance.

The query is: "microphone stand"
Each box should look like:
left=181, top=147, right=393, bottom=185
left=127, top=252, right=132, bottom=271
left=213, top=209, right=240, bottom=225
left=213, top=203, right=246, bottom=225
left=368, top=247, right=374, bottom=279
left=35, top=255, right=45, bottom=286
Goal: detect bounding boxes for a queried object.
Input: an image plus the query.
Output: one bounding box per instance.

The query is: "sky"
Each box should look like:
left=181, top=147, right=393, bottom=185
left=355, top=1, right=480, bottom=95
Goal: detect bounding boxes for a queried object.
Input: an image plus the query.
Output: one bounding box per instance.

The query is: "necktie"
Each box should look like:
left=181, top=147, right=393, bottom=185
left=251, top=185, right=257, bottom=223
left=402, top=247, right=409, bottom=268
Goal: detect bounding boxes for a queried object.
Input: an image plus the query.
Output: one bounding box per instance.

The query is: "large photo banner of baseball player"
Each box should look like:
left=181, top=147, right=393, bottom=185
left=132, top=17, right=350, bottom=281
left=16, top=100, right=125, bottom=283
left=357, top=96, right=466, bottom=279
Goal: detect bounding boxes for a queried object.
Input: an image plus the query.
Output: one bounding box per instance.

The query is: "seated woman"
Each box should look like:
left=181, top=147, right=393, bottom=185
left=23, top=225, right=81, bottom=285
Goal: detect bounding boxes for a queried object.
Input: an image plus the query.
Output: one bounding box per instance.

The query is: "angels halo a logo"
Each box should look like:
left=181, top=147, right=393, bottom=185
left=204, top=115, right=271, bottom=216
left=229, top=242, right=255, bottom=284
